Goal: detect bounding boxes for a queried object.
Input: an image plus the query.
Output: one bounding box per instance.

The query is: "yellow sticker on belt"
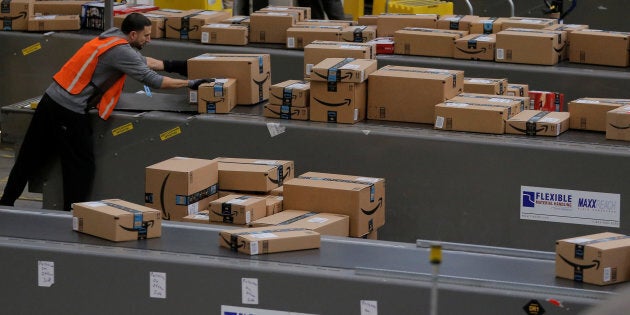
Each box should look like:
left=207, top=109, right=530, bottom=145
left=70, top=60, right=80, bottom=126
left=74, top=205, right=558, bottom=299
left=22, top=43, right=42, bottom=56
left=160, top=126, right=181, bottom=141
left=111, top=123, right=134, bottom=136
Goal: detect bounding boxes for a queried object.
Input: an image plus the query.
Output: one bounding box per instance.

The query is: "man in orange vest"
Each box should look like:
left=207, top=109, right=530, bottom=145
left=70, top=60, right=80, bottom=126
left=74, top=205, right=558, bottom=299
left=0, top=13, right=210, bottom=211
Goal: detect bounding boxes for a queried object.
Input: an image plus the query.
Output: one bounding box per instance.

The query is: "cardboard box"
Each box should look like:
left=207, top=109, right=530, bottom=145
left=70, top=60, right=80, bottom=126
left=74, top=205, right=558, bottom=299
left=270, top=186, right=283, bottom=196
left=200, top=23, right=248, bottom=46
left=340, top=25, right=377, bottom=42
left=496, top=28, right=567, bottom=65
left=311, top=58, right=377, bottom=84
left=270, top=80, right=310, bottom=107
left=358, top=15, right=378, bottom=26
left=114, top=11, right=172, bottom=38
left=28, top=14, right=80, bottom=31
left=286, top=25, right=343, bottom=49
left=259, top=5, right=310, bottom=20
left=449, top=96, right=520, bottom=118
left=568, top=98, right=630, bottom=131
left=362, top=229, right=378, bottom=240
left=606, top=106, right=630, bottom=141
left=251, top=210, right=349, bottom=237
left=394, top=27, right=468, bottom=57
left=220, top=15, right=250, bottom=26
left=454, top=34, right=496, bottom=61
left=463, top=77, right=508, bottom=95
left=216, top=157, right=294, bottom=193
left=188, top=54, right=271, bottom=105
left=34, top=1, right=88, bottom=15
left=434, top=102, right=508, bottom=134
left=437, top=15, right=480, bottom=31
left=556, top=232, right=630, bottom=285
left=265, top=195, right=284, bottom=216
left=209, top=194, right=267, bottom=225
left=469, top=17, right=503, bottom=34
left=527, top=91, right=546, bottom=111
left=283, top=172, right=385, bottom=237
left=499, top=17, right=557, bottom=31
left=368, top=37, right=395, bottom=54
left=367, top=65, right=464, bottom=124
left=544, top=24, right=588, bottom=60
left=506, top=110, right=570, bottom=136
left=219, top=226, right=320, bottom=255
left=310, top=81, right=366, bottom=124
left=0, top=0, right=33, bottom=31
left=197, top=78, right=237, bottom=114
left=528, top=91, right=564, bottom=112
left=303, top=41, right=376, bottom=77
left=458, top=92, right=529, bottom=113
left=145, top=157, right=219, bottom=221
left=376, top=13, right=438, bottom=37
left=165, top=10, right=231, bottom=40
left=73, top=199, right=162, bottom=242
left=507, top=84, right=529, bottom=97
left=263, top=104, right=309, bottom=121
left=249, top=11, right=299, bottom=44
left=182, top=210, right=210, bottom=224
left=569, top=29, right=630, bottom=67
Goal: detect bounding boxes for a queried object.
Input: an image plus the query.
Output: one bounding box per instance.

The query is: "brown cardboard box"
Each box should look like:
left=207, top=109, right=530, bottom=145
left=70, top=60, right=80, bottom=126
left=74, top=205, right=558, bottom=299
left=434, top=102, right=508, bottom=134
left=568, top=98, right=630, bottom=131
left=219, top=226, right=320, bottom=255
left=145, top=157, right=219, bottom=221
left=34, top=1, right=88, bottom=15
left=263, top=104, right=310, bottom=121
left=310, top=81, right=366, bottom=124
left=495, top=28, right=567, bottom=65
left=216, top=157, right=294, bottom=193
left=259, top=5, right=310, bottom=20
left=449, top=96, right=520, bottom=118
left=367, top=65, right=464, bottom=124
left=311, top=58, right=377, bottom=84
left=340, top=25, right=377, bottom=42
left=251, top=210, right=349, bottom=237
left=544, top=24, right=588, bottom=60
left=286, top=25, right=343, bottom=49
left=265, top=195, right=284, bottom=216
left=569, top=29, right=630, bottom=67
left=463, top=77, right=508, bottom=95
left=165, top=10, right=230, bottom=40
left=249, top=11, right=299, bottom=44
left=303, top=41, right=376, bottom=77
left=209, top=194, right=267, bottom=225
left=506, top=84, right=529, bottom=97
left=394, top=27, right=468, bottom=57
left=197, top=78, right=237, bottom=114
left=270, top=80, right=310, bottom=107
left=469, top=17, right=503, bottom=34
left=182, top=210, right=211, bottom=224
left=28, top=14, right=80, bottom=31
left=362, top=229, right=378, bottom=240
left=283, top=172, right=385, bottom=237
left=506, top=110, right=570, bottom=136
left=606, top=105, right=630, bottom=141
left=454, top=34, right=496, bottom=61
left=437, top=15, right=480, bottom=31
left=458, top=92, right=530, bottom=113
left=1, top=0, right=33, bottom=31
left=73, top=199, right=162, bottom=242
left=556, top=232, right=630, bottom=285
left=188, top=54, right=271, bottom=105
left=500, top=17, right=557, bottom=31
left=376, top=13, right=438, bottom=37
left=200, top=23, right=248, bottom=46
left=358, top=15, right=378, bottom=26
left=270, top=186, right=283, bottom=196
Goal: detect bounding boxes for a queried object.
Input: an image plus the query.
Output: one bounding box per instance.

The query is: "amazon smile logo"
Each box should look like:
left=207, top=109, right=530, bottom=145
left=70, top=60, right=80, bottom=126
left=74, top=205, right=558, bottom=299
left=553, top=43, right=567, bottom=53
left=268, top=166, right=291, bottom=184
left=509, top=123, right=549, bottom=135
left=312, top=71, right=353, bottom=81
left=212, top=209, right=239, bottom=223
left=252, top=72, right=270, bottom=86
left=361, top=197, right=383, bottom=216
left=558, top=254, right=600, bottom=270
left=221, top=234, right=245, bottom=251
left=455, top=47, right=487, bottom=54
left=314, top=97, right=352, bottom=107
left=271, top=92, right=296, bottom=101
left=159, top=173, right=171, bottom=220
left=265, top=106, right=300, bottom=118
left=609, top=123, right=630, bottom=130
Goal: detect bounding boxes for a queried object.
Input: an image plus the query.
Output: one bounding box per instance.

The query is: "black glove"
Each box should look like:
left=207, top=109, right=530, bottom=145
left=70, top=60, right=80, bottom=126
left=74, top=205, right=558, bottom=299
left=163, top=60, right=188, bottom=77
left=188, top=78, right=214, bottom=90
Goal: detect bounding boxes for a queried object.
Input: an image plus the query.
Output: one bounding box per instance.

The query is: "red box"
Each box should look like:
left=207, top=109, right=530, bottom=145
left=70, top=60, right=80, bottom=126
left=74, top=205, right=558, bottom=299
left=115, top=4, right=159, bottom=15
left=529, top=90, right=565, bottom=112
left=368, top=37, right=395, bottom=54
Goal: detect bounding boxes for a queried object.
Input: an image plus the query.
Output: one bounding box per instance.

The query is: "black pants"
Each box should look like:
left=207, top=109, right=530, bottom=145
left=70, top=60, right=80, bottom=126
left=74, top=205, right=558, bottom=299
left=0, top=94, right=95, bottom=211
left=297, top=0, right=346, bottom=20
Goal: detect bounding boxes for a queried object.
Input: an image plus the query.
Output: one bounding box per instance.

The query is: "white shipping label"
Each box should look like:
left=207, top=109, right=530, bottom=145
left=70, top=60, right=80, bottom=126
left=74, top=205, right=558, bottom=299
left=84, top=202, right=106, bottom=208
left=150, top=272, right=167, bottom=299
left=488, top=98, right=513, bottom=103
left=521, top=186, right=621, bottom=227
left=575, top=99, right=601, bottom=104
left=193, top=214, right=208, bottom=219
left=199, top=11, right=219, bottom=16
left=565, top=237, right=593, bottom=244
left=435, top=116, right=445, bottom=129
left=287, top=37, right=295, bottom=48
left=496, top=48, right=505, bottom=60
left=356, top=177, right=379, bottom=183
left=520, top=19, right=544, bottom=24
left=308, top=217, right=328, bottom=223
left=189, top=90, right=198, bottom=103
left=340, top=45, right=363, bottom=49
left=604, top=267, right=612, bottom=282
left=467, top=79, right=492, bottom=84
left=250, top=241, right=259, bottom=255
left=227, top=198, right=247, bottom=205
left=445, top=102, right=470, bottom=108
left=475, top=36, right=494, bottom=42
left=254, top=160, right=279, bottom=165
left=251, top=233, right=278, bottom=239
left=215, top=78, right=228, bottom=84
left=209, top=23, right=229, bottom=28
left=246, top=210, right=251, bottom=224
left=354, top=109, right=359, bottom=121
left=201, top=32, right=209, bottom=43
left=191, top=55, right=217, bottom=60
left=361, top=300, right=378, bottom=315
left=72, top=217, right=78, bottom=231
left=242, top=278, right=259, bottom=304
left=35, top=15, right=57, bottom=20
left=38, top=261, right=54, bottom=287
left=539, top=117, right=560, bottom=123
left=187, top=202, right=199, bottom=215
left=306, top=64, right=313, bottom=75
left=340, top=64, right=360, bottom=70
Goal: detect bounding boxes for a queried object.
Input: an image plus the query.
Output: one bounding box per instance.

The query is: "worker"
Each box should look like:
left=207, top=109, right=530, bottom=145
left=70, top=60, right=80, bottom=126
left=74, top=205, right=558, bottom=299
left=0, top=13, right=209, bottom=211
left=297, top=0, right=346, bottom=20
left=233, top=0, right=269, bottom=15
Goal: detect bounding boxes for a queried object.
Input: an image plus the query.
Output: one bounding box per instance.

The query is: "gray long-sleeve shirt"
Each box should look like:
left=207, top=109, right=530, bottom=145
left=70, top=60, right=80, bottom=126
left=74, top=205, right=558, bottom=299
left=46, top=28, right=164, bottom=114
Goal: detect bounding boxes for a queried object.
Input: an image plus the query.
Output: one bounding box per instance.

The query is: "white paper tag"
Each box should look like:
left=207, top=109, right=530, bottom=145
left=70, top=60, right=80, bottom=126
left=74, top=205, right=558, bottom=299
left=356, top=177, right=379, bottom=183
left=35, top=15, right=57, bottom=20
left=266, top=123, right=286, bottom=137
left=575, top=99, right=601, bottom=104
left=340, top=45, right=363, bottom=49
left=38, top=261, right=54, bottom=287
left=539, top=117, right=560, bottom=123
left=227, top=198, right=247, bottom=205
left=307, top=217, right=328, bottom=223
left=488, top=98, right=513, bottom=103
left=354, top=108, right=359, bottom=121
left=192, top=55, right=216, bottom=60
left=306, top=63, right=313, bottom=75
left=187, top=202, right=199, bottom=215
left=287, top=37, right=295, bottom=48
left=604, top=267, right=612, bottom=282
left=520, top=19, right=544, bottom=24
left=84, top=202, right=106, bottom=208
left=340, top=64, right=360, bottom=70
left=246, top=210, right=251, bottom=224
left=199, top=10, right=219, bottom=16
left=467, top=79, right=492, bottom=84
left=496, top=48, right=505, bottom=60
left=475, top=36, right=494, bottom=42
left=242, top=278, right=259, bottom=304
left=566, top=237, right=593, bottom=244
left=445, top=102, right=470, bottom=108
left=150, top=272, right=167, bottom=299
left=72, top=217, right=78, bottom=231
left=189, top=90, right=198, bottom=103
left=251, top=233, right=278, bottom=239
left=215, top=78, right=228, bottom=84
left=201, top=32, right=209, bottom=43
left=361, top=300, right=378, bottom=315
left=435, top=116, right=445, bottom=129
left=193, top=214, right=208, bottom=219
left=208, top=23, right=229, bottom=28
left=254, top=160, right=279, bottom=165
left=250, top=241, right=259, bottom=255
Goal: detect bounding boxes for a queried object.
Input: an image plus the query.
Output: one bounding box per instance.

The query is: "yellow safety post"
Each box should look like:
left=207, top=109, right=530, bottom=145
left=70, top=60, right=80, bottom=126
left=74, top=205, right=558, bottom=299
left=343, top=0, right=365, bottom=20
left=153, top=0, right=223, bottom=11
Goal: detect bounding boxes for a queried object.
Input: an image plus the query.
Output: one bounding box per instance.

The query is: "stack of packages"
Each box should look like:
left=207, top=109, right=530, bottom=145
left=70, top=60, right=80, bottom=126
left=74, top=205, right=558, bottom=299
left=568, top=98, right=630, bottom=141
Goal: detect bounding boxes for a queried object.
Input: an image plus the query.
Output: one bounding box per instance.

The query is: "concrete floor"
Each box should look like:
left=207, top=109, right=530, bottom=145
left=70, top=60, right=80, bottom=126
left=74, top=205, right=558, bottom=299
left=0, top=143, right=43, bottom=210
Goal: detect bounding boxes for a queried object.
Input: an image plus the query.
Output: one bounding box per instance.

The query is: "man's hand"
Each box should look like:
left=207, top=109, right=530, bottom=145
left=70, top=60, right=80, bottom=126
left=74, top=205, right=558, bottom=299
left=188, top=78, right=214, bottom=90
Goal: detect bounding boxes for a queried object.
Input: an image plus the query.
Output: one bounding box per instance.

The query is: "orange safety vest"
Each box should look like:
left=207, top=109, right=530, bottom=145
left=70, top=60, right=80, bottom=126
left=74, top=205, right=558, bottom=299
left=53, top=36, right=129, bottom=120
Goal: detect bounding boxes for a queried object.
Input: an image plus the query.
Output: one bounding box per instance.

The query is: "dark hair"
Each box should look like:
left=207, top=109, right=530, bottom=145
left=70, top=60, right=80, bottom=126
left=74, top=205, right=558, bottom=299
left=121, top=13, right=151, bottom=34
